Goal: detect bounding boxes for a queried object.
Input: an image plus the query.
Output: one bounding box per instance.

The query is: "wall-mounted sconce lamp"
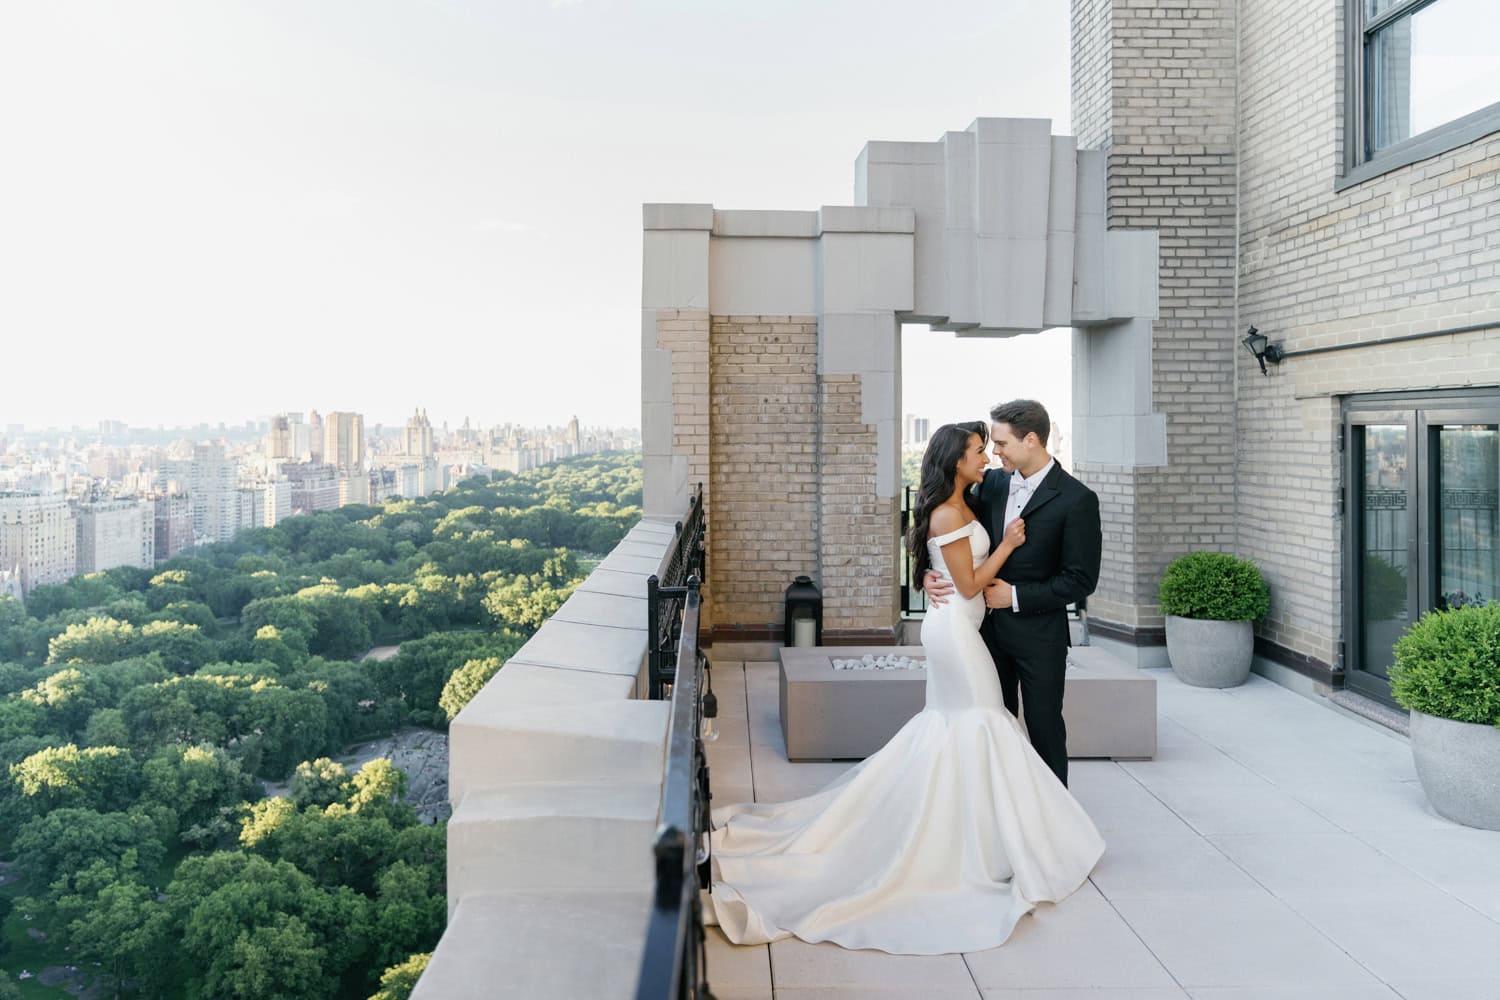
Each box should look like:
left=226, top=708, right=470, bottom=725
left=1241, top=325, right=1285, bottom=375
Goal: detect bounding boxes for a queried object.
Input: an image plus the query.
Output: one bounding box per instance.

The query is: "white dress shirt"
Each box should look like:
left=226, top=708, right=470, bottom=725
left=1002, top=458, right=1054, bottom=612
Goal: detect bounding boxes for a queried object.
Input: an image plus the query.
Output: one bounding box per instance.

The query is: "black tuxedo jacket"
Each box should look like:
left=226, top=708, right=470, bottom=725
left=974, top=463, right=1102, bottom=616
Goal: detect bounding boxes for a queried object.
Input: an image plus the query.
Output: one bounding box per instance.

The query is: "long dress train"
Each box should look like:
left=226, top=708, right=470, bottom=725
left=707, top=519, right=1105, bottom=954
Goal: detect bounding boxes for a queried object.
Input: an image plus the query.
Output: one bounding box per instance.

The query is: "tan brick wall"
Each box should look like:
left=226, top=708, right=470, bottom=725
left=1074, top=0, right=1240, bottom=631
left=707, top=315, right=819, bottom=630
left=1070, top=0, right=1112, bottom=152
left=818, top=375, right=898, bottom=635
left=1072, top=0, right=1500, bottom=671
left=1236, top=0, right=1500, bottom=667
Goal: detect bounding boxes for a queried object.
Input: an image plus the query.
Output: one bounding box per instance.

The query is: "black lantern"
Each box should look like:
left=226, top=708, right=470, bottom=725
left=1241, top=325, right=1285, bottom=375
left=783, top=575, right=823, bottom=647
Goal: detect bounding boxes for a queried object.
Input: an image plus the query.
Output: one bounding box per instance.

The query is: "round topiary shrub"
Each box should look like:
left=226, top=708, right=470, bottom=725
left=1390, top=602, right=1500, bottom=728
left=1158, top=551, right=1269, bottom=622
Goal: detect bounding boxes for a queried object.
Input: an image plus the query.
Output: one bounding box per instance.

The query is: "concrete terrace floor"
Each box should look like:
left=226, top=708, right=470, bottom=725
left=700, top=658, right=1500, bottom=1000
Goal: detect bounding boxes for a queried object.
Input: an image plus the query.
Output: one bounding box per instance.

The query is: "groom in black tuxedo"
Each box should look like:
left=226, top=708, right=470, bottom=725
left=926, top=400, right=1102, bottom=786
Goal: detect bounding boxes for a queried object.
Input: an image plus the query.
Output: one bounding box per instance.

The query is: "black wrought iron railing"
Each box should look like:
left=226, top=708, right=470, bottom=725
left=646, top=483, right=706, bottom=700
left=636, top=485, right=716, bottom=1000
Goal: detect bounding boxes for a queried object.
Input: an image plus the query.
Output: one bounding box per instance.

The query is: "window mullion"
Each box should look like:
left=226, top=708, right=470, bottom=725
left=1364, top=0, right=1437, bottom=37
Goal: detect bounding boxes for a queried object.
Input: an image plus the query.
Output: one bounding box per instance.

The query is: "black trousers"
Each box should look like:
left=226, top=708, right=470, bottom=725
left=981, top=608, right=1069, bottom=787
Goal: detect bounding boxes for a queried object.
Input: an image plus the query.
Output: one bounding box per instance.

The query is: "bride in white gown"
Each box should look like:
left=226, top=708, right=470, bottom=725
left=708, top=421, right=1105, bottom=955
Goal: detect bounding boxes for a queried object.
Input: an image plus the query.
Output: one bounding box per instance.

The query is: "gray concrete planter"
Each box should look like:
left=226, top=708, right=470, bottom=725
left=1164, top=616, right=1254, bottom=688
left=1410, top=709, right=1500, bottom=831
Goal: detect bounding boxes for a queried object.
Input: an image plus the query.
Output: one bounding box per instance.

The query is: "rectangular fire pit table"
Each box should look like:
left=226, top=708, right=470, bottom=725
left=778, top=644, right=1156, bottom=762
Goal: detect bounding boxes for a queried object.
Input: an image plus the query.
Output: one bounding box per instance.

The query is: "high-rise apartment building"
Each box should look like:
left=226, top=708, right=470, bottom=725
left=0, top=494, right=78, bottom=598
left=284, top=463, right=341, bottom=514
left=307, top=410, right=324, bottom=463
left=404, top=409, right=434, bottom=459
left=157, top=443, right=245, bottom=545
left=75, top=499, right=155, bottom=574
left=152, top=494, right=194, bottom=563
left=324, top=411, right=364, bottom=473
left=267, top=415, right=295, bottom=460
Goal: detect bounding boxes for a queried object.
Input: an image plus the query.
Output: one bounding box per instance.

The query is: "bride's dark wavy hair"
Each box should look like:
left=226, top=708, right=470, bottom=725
left=906, top=421, right=987, bottom=582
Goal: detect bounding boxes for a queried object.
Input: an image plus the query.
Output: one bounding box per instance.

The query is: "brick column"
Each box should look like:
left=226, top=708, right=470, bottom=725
left=1071, top=0, right=1239, bottom=648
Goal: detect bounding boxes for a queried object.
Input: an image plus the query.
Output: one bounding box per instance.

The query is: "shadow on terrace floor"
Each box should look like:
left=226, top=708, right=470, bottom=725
left=700, top=657, right=1500, bottom=1000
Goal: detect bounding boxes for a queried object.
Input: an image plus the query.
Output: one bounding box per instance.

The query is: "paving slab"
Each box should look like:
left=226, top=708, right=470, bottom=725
left=1108, top=893, right=1380, bottom=989
left=962, top=882, right=1177, bottom=990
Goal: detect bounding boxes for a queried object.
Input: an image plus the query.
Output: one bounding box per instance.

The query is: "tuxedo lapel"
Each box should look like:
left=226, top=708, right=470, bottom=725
left=1018, top=464, right=1065, bottom=519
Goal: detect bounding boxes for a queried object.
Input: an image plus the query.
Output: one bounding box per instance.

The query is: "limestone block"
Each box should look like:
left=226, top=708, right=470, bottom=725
left=447, top=783, right=661, bottom=906
left=641, top=347, right=673, bottom=404
left=859, top=369, right=897, bottom=425
left=643, top=229, right=710, bottom=311
left=712, top=209, right=819, bottom=238
left=642, top=455, right=690, bottom=518
left=606, top=539, right=667, bottom=561
left=449, top=697, right=667, bottom=803
left=818, top=231, right=915, bottom=315
left=709, top=236, right=818, bottom=316
left=465, top=662, right=636, bottom=712
left=1071, top=149, right=1110, bottom=323
left=641, top=400, right=673, bottom=460
left=628, top=518, right=679, bottom=541
left=821, top=313, right=888, bottom=374
left=412, top=889, right=652, bottom=1000
left=507, top=619, right=650, bottom=677
left=977, top=235, right=1048, bottom=332
left=1104, top=229, right=1160, bottom=322
left=1073, top=413, right=1169, bottom=468
left=598, top=551, right=664, bottom=575
left=973, top=118, right=1053, bottom=240
left=550, top=590, right=649, bottom=631
left=643, top=203, right=713, bottom=231
left=816, top=205, right=915, bottom=235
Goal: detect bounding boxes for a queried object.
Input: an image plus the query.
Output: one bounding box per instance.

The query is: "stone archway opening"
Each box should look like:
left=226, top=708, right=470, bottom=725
left=896, top=321, right=1075, bottom=619
left=642, top=118, right=1161, bottom=644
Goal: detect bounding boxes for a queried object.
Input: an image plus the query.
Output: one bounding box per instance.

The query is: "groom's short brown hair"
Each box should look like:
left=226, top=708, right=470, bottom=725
left=989, top=399, right=1050, bottom=447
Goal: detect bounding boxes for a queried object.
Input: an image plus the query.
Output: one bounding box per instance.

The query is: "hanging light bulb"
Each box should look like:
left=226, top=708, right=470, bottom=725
left=700, top=689, right=719, bottom=742
left=700, top=663, right=719, bottom=742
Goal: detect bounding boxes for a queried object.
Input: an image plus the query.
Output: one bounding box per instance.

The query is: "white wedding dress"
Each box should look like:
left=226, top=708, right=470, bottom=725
left=707, top=519, right=1106, bottom=954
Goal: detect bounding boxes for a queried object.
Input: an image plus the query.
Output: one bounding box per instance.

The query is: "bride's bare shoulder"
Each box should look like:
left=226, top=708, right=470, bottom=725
left=929, top=503, right=970, bottom=535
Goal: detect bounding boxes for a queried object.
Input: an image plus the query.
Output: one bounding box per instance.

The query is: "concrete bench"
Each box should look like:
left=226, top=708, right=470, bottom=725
left=779, top=644, right=1156, bottom=762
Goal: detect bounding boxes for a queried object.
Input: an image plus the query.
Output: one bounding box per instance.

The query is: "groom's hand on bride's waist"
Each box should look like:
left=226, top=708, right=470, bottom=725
left=922, top=570, right=954, bottom=606
left=985, top=580, right=1013, bottom=609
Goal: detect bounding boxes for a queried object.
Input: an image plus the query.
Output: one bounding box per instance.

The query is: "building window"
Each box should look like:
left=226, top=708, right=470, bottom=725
left=1341, top=0, right=1500, bottom=187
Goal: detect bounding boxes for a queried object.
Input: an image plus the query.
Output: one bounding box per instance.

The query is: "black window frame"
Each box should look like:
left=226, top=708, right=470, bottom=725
left=1338, top=0, right=1500, bottom=190
left=1341, top=388, right=1500, bottom=704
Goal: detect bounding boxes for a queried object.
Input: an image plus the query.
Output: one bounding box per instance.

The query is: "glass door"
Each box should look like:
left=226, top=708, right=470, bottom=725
left=1344, top=393, right=1500, bottom=703
left=1348, top=416, right=1418, bottom=693
left=1431, top=419, right=1500, bottom=610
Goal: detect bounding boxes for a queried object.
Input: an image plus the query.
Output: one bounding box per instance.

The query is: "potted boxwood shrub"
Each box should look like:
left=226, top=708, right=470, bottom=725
left=1158, top=551, right=1270, bottom=687
left=1389, top=602, right=1500, bottom=830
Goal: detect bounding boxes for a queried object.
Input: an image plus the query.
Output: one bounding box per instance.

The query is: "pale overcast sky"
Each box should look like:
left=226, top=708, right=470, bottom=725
left=0, top=1, right=1072, bottom=432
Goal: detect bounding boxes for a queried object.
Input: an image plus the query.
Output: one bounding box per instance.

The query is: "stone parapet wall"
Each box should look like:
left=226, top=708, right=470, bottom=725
left=416, top=518, right=679, bottom=1000
left=708, top=315, right=820, bottom=631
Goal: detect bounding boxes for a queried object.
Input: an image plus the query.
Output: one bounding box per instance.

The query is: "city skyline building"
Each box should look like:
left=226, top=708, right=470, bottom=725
left=74, top=498, right=154, bottom=574
left=324, top=410, right=364, bottom=473
left=0, top=493, right=77, bottom=597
